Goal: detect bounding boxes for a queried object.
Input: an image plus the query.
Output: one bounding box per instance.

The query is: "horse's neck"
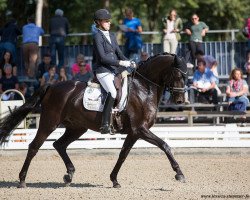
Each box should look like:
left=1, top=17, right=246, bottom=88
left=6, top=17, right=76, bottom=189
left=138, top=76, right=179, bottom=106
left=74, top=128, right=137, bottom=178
left=134, top=55, right=174, bottom=106
left=131, top=76, right=165, bottom=107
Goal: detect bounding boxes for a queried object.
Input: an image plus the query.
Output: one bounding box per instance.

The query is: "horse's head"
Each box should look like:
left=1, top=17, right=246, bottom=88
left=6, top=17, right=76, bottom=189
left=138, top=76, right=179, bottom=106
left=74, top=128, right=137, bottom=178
left=164, top=55, right=187, bottom=104
left=135, top=53, right=187, bottom=104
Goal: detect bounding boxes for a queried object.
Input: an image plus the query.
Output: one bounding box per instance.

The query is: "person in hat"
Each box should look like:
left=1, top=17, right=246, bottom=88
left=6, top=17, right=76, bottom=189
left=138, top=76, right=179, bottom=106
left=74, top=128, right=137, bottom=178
left=92, top=8, right=135, bottom=134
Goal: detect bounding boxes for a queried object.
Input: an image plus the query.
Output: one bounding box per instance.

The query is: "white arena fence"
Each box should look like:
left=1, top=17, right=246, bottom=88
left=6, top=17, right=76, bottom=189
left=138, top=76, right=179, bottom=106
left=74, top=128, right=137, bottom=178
left=1, top=124, right=250, bottom=150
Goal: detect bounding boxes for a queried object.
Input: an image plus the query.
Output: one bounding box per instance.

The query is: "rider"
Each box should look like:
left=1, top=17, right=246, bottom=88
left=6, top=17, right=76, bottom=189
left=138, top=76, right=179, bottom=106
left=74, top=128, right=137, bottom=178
left=93, top=9, right=135, bottom=134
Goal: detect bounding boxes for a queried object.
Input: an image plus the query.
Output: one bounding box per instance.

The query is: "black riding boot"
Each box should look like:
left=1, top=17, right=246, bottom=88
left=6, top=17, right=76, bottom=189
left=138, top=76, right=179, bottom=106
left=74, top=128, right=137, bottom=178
left=100, top=93, right=115, bottom=134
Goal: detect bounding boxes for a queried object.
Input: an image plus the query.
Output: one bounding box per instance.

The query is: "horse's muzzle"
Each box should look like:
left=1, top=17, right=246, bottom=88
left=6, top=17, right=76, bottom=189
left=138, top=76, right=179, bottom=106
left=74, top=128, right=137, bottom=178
left=176, top=100, right=184, bottom=104
left=174, top=95, right=185, bottom=104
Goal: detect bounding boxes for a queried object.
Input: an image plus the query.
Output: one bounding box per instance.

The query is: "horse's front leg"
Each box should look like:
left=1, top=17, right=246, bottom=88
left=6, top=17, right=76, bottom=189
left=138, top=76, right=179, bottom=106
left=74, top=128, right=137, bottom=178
left=110, top=134, right=138, bottom=188
left=138, top=126, right=185, bottom=183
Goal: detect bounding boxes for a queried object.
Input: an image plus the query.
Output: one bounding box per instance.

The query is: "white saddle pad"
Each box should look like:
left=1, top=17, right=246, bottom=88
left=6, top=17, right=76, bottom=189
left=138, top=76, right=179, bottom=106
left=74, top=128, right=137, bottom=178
left=83, top=77, right=128, bottom=112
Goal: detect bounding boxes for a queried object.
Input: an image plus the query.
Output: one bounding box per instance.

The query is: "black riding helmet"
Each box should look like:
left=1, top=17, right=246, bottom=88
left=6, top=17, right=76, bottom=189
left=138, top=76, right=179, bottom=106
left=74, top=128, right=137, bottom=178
left=94, top=9, right=111, bottom=21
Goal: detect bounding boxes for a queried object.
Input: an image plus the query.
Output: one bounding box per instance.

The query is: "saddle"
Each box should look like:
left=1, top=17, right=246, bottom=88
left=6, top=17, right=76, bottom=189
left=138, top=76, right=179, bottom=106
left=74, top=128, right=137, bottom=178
left=91, top=73, right=123, bottom=106
left=84, top=71, right=129, bottom=133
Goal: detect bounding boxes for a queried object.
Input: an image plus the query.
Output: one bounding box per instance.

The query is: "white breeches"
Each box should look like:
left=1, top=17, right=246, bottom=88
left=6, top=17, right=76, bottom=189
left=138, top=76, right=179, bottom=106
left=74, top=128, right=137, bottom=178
left=96, top=72, right=117, bottom=98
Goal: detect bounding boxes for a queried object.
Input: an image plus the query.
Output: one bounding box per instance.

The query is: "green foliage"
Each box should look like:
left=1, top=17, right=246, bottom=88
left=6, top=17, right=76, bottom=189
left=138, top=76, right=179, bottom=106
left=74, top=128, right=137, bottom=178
left=0, top=0, right=250, bottom=43
left=0, top=0, right=7, bottom=10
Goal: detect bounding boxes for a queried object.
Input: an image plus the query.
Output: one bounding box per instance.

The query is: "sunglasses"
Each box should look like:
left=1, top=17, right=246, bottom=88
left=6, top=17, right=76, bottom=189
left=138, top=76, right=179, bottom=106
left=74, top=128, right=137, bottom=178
left=192, top=18, right=198, bottom=20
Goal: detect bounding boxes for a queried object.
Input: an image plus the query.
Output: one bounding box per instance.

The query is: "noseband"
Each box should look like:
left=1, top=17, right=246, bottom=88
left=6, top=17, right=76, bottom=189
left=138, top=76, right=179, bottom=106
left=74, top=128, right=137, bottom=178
left=164, top=68, right=187, bottom=95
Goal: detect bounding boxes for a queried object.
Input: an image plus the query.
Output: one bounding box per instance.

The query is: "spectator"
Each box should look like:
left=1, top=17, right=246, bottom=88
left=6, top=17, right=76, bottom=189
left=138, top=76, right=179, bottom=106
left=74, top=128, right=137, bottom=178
left=40, top=65, right=59, bottom=86
left=91, top=23, right=98, bottom=36
left=0, top=64, right=19, bottom=97
left=195, top=51, right=218, bottom=81
left=0, top=50, right=17, bottom=78
left=226, top=69, right=249, bottom=111
left=185, top=14, right=209, bottom=66
left=0, top=18, right=22, bottom=62
left=140, top=51, right=149, bottom=61
left=195, top=50, right=221, bottom=94
left=73, top=62, right=93, bottom=82
left=162, top=9, right=183, bottom=54
left=22, top=16, right=44, bottom=78
left=49, top=9, right=69, bottom=69
left=189, top=59, right=218, bottom=104
left=37, top=53, right=52, bottom=82
left=18, top=82, right=31, bottom=100
left=71, top=53, right=91, bottom=77
left=123, top=8, right=143, bottom=62
left=58, top=67, right=68, bottom=82
left=244, top=51, right=250, bottom=85
left=244, top=18, right=250, bottom=50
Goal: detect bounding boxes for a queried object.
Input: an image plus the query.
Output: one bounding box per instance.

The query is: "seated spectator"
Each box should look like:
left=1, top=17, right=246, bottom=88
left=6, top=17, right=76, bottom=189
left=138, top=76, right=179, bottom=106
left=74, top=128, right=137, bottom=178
left=196, top=51, right=221, bottom=95
left=40, top=65, right=59, bottom=86
left=72, top=62, right=93, bottom=82
left=195, top=50, right=219, bottom=83
left=244, top=51, right=250, bottom=85
left=189, top=59, right=218, bottom=104
left=0, top=63, right=19, bottom=100
left=71, top=54, right=91, bottom=77
left=58, top=67, right=68, bottom=82
left=226, top=68, right=249, bottom=112
left=16, top=82, right=31, bottom=100
left=0, top=50, right=17, bottom=78
left=37, top=53, right=52, bottom=82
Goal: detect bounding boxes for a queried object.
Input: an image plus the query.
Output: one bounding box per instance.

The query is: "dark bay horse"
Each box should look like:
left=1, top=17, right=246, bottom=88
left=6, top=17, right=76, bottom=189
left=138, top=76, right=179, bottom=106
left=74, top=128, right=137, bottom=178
left=0, top=53, right=187, bottom=188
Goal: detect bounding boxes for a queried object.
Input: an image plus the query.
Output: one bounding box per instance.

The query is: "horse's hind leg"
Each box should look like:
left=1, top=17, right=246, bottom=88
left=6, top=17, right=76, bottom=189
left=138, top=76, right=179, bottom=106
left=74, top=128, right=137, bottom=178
left=139, top=126, right=185, bottom=183
left=18, top=127, right=56, bottom=188
left=53, top=128, right=87, bottom=186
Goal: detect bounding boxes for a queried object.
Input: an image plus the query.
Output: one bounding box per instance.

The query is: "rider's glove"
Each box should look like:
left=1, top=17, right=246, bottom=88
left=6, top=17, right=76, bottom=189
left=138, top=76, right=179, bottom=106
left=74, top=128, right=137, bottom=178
left=130, top=61, right=137, bottom=68
left=119, top=60, right=131, bottom=67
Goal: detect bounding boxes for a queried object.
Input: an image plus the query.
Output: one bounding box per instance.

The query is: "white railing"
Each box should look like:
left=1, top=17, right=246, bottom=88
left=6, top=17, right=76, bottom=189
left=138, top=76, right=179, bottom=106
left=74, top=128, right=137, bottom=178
left=1, top=124, right=250, bottom=150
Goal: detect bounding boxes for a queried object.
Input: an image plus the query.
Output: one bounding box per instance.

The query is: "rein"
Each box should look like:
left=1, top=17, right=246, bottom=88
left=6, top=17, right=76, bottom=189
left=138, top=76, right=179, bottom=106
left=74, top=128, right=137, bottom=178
left=133, top=67, right=186, bottom=94
left=134, top=70, right=161, bottom=88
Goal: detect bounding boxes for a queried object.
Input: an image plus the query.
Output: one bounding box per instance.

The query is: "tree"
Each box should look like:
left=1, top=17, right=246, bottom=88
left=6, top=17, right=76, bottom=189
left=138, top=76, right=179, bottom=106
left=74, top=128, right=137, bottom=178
left=1, top=0, right=250, bottom=43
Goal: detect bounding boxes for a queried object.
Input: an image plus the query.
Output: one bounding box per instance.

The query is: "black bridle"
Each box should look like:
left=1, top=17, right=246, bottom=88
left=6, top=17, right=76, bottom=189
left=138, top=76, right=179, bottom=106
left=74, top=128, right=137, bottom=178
left=164, top=68, right=187, bottom=95
left=134, top=67, right=187, bottom=95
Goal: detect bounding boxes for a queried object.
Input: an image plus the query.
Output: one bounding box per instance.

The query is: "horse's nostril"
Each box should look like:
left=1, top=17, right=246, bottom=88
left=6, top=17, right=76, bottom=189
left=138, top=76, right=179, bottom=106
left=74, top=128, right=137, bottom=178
left=176, top=100, right=183, bottom=104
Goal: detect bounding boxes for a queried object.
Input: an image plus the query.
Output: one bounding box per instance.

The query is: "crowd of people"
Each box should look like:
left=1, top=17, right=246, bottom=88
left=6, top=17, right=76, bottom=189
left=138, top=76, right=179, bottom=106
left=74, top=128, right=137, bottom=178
left=0, top=8, right=71, bottom=100
left=160, top=9, right=250, bottom=122
left=0, top=7, right=250, bottom=122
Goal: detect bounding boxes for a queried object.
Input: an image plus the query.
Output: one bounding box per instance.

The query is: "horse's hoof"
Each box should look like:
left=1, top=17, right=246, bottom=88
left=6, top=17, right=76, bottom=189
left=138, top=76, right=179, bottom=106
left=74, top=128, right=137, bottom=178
left=175, top=174, right=186, bottom=183
left=113, top=182, right=121, bottom=188
left=63, top=174, right=72, bottom=186
left=17, top=182, right=27, bottom=188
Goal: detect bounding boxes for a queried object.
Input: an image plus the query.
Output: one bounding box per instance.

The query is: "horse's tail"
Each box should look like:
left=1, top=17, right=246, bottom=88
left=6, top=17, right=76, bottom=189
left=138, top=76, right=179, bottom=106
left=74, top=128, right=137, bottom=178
left=0, top=84, right=50, bottom=145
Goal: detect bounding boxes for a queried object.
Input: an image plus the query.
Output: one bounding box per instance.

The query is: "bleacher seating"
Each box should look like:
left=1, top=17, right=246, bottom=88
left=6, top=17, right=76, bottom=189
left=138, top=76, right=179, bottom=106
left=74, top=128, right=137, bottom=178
left=157, top=76, right=250, bottom=126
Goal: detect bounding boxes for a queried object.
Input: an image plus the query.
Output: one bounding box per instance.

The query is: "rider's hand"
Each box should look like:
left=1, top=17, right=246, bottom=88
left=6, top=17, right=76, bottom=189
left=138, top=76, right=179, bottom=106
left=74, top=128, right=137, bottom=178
left=119, top=60, right=131, bottom=67
left=130, top=61, right=137, bottom=68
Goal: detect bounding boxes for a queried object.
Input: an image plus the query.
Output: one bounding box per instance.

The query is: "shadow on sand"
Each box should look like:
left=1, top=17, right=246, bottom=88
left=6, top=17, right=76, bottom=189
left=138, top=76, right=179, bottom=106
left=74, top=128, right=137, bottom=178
left=0, top=181, right=103, bottom=189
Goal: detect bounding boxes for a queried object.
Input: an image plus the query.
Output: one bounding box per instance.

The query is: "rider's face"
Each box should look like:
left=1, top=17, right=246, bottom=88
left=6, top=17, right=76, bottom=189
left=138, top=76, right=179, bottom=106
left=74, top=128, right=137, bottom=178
left=98, top=19, right=111, bottom=31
